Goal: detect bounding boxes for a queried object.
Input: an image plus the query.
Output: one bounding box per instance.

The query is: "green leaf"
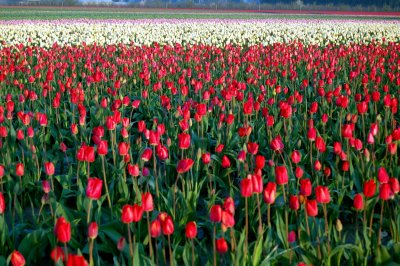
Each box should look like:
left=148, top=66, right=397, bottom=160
left=252, top=235, right=263, bottom=266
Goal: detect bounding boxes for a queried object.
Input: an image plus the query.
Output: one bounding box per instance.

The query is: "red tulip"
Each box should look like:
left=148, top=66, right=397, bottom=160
left=221, top=155, right=231, bottom=168
left=263, top=182, right=276, bottom=204
left=255, top=155, right=265, bottom=169
left=55, top=217, right=71, bottom=243
left=132, top=204, right=143, bottom=222
left=178, top=133, right=191, bottom=149
left=307, top=128, right=316, bottom=141
left=15, top=163, right=24, bottom=176
left=156, top=144, right=169, bottom=160
left=216, top=238, right=228, bottom=254
left=141, top=148, right=152, bottom=162
left=88, top=222, right=98, bottom=239
left=389, top=178, right=399, bottom=194
left=118, top=142, right=129, bottom=156
left=202, top=152, right=211, bottom=164
left=221, top=210, right=235, bottom=228
left=11, top=250, right=25, bottom=266
left=333, top=142, right=342, bottom=155
left=86, top=178, right=103, bottom=200
left=149, top=130, right=160, bottom=146
left=315, top=137, right=326, bottom=153
left=121, top=204, right=134, bottom=224
left=379, top=183, right=393, bottom=200
left=295, top=166, right=304, bottom=179
left=210, top=205, right=222, bottom=223
left=50, top=247, right=65, bottom=263
left=0, top=164, right=4, bottom=178
left=342, top=124, right=353, bottom=139
left=288, top=231, right=296, bottom=243
left=306, top=200, right=318, bottom=217
left=0, top=192, right=5, bottom=214
left=289, top=195, right=300, bottom=211
left=127, top=164, right=140, bottom=177
left=378, top=167, right=389, bottom=184
left=185, top=221, right=197, bottom=239
left=270, top=135, right=284, bottom=152
left=142, top=192, right=154, bottom=212
left=160, top=214, right=174, bottom=235
left=363, top=180, right=376, bottom=198
left=299, top=178, right=312, bottom=197
left=353, top=194, right=364, bottom=211
left=150, top=219, right=162, bottom=238
left=315, top=186, right=330, bottom=204
left=97, top=140, right=108, bottom=155
left=240, top=177, right=253, bottom=197
left=223, top=197, right=235, bottom=215
left=275, top=165, right=288, bottom=185
left=177, top=158, right=194, bottom=174
left=247, top=142, right=259, bottom=155
left=251, top=174, right=263, bottom=194
left=291, top=150, right=301, bottom=164
left=66, top=254, right=88, bottom=266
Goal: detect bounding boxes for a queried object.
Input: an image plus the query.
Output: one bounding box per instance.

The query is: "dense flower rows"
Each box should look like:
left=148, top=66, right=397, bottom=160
left=0, top=19, right=400, bottom=47
left=0, top=19, right=399, bottom=265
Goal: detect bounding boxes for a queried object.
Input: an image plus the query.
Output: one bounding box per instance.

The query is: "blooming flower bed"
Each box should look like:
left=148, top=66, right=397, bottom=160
left=0, top=19, right=399, bottom=265
left=1, top=19, right=400, bottom=47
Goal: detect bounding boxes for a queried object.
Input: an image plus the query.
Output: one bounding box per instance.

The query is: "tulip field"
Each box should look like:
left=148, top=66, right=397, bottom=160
left=0, top=15, right=400, bottom=266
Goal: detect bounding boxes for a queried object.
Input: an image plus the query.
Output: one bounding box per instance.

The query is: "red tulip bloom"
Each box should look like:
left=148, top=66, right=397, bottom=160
left=141, top=148, right=152, bottom=162
left=202, top=152, right=211, bottom=164
left=221, top=210, right=235, bottom=228
left=142, top=192, right=154, bottom=212
left=291, top=150, right=301, bottom=164
left=379, top=183, right=393, bottom=201
left=315, top=137, right=326, bottom=153
left=66, top=254, right=88, bottom=266
left=353, top=194, right=364, bottom=211
left=342, top=124, right=353, bottom=139
left=44, top=162, right=55, bottom=176
left=389, top=178, right=399, bottom=194
left=55, top=217, right=71, bottom=243
left=216, top=238, right=228, bottom=254
left=221, top=155, right=231, bottom=168
left=299, top=178, right=312, bottom=197
left=0, top=192, right=5, bottom=214
left=121, top=204, right=134, bottom=224
left=295, top=166, right=304, bottom=179
left=255, top=155, right=265, bottom=169
left=289, top=195, right=299, bottom=211
left=86, top=178, right=103, bottom=200
left=178, top=133, right=191, bottom=149
left=11, top=250, right=25, bottom=266
left=288, top=231, right=296, bottom=243
left=118, top=142, right=129, bottom=156
left=270, top=135, right=284, bottom=152
left=307, top=128, right=316, bottom=141
left=50, top=247, right=65, bottom=263
left=185, top=221, right=197, bottom=239
left=132, top=204, right=143, bottom=222
left=160, top=214, right=174, bottom=236
left=210, top=205, right=222, bottom=223
left=15, top=163, right=24, bottom=176
left=363, top=180, right=376, bottom=198
left=223, top=197, right=235, bottom=215
left=275, top=165, right=288, bottom=185
left=378, top=167, right=389, bottom=184
left=251, top=174, right=263, bottom=194
left=150, top=219, right=162, bottom=238
left=240, top=177, right=253, bottom=197
left=247, top=142, right=259, bottom=155
left=0, top=164, right=4, bottom=178
left=177, top=158, right=194, bottom=174
left=127, top=164, right=140, bottom=177
left=306, top=200, right=318, bottom=217
left=263, top=182, right=277, bottom=204
left=97, top=140, right=108, bottom=155
left=88, top=222, right=98, bottom=239
left=315, top=186, right=331, bottom=204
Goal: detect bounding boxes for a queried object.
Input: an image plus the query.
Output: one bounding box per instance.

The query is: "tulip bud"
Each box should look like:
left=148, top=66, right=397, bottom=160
left=353, top=194, right=364, bottom=211
left=50, top=247, right=65, bottom=263
left=11, top=250, right=25, bottom=266
left=210, top=205, right=222, bottom=223
left=150, top=219, right=161, bottom=238
left=0, top=192, right=5, bottom=214
left=117, top=237, right=126, bottom=251
left=88, top=222, right=98, bottom=239
left=216, top=238, right=228, bottom=254
left=336, top=219, right=343, bottom=232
